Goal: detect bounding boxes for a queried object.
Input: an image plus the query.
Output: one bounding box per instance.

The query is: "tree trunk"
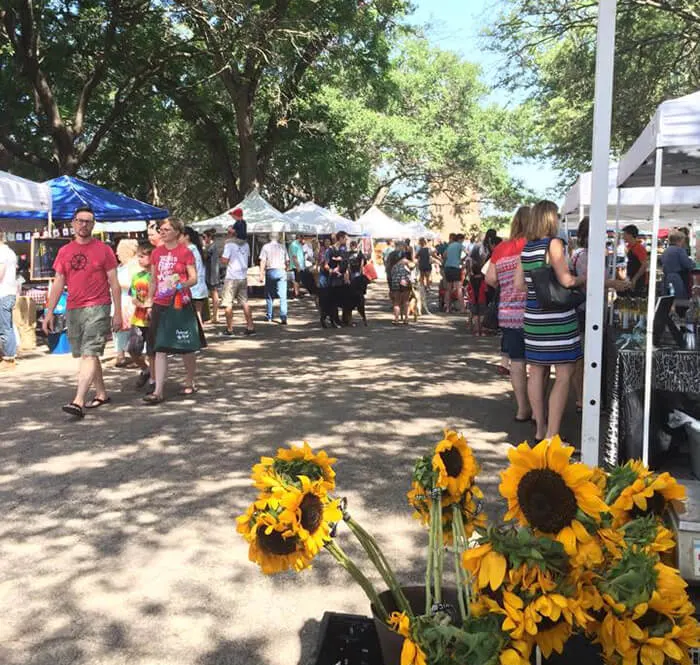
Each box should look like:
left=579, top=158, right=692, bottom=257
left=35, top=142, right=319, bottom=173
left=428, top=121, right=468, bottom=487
left=233, top=87, right=258, bottom=195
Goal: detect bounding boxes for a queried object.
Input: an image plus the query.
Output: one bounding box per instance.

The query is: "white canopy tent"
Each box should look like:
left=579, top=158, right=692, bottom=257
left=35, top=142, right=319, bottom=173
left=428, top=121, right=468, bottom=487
left=403, top=221, right=440, bottom=240
left=285, top=201, right=362, bottom=235
left=191, top=190, right=317, bottom=234
left=357, top=206, right=410, bottom=239
left=562, top=163, right=700, bottom=223
left=0, top=171, right=51, bottom=213
left=612, top=89, right=700, bottom=466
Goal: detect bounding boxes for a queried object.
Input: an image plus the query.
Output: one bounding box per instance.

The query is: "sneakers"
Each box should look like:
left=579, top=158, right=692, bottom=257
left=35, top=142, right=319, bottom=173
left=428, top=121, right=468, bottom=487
left=223, top=329, right=235, bottom=336
left=136, top=369, right=150, bottom=388
left=280, top=319, right=288, bottom=325
left=243, top=329, right=256, bottom=336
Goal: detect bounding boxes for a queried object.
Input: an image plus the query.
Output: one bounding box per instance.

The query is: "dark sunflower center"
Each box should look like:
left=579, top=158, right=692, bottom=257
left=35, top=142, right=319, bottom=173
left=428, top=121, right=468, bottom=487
left=516, top=469, right=577, bottom=534
left=635, top=609, right=668, bottom=631
left=300, top=493, right=324, bottom=534
left=440, top=447, right=463, bottom=478
left=630, top=492, right=666, bottom=519
left=258, top=530, right=298, bottom=556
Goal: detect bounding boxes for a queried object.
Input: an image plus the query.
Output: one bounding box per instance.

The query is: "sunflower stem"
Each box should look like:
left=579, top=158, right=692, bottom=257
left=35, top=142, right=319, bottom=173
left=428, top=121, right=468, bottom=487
left=452, top=507, right=471, bottom=618
left=325, top=541, right=389, bottom=623
left=431, top=491, right=442, bottom=605
left=345, top=517, right=413, bottom=618
left=451, top=517, right=467, bottom=623
left=426, top=502, right=435, bottom=614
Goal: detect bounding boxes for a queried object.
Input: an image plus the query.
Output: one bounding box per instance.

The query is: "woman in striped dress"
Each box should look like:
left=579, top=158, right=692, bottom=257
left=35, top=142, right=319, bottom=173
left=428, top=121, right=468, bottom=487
left=515, top=200, right=586, bottom=441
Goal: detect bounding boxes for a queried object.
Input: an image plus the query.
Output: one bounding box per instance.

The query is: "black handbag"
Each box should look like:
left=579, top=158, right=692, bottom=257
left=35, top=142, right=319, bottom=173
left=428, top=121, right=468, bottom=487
left=482, top=287, right=499, bottom=330
left=530, top=240, right=585, bottom=311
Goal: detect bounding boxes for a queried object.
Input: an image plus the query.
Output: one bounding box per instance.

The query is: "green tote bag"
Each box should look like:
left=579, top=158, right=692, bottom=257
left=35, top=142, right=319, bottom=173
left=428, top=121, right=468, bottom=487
left=154, top=293, right=202, bottom=353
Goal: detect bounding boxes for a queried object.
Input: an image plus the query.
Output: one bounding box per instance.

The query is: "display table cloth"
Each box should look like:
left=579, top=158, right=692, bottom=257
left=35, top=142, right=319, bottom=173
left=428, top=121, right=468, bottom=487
left=604, top=345, right=700, bottom=465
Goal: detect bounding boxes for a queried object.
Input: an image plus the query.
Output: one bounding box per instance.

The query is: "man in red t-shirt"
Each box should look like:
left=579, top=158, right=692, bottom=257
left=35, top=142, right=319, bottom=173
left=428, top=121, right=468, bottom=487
left=43, top=206, right=122, bottom=418
left=622, top=224, right=649, bottom=295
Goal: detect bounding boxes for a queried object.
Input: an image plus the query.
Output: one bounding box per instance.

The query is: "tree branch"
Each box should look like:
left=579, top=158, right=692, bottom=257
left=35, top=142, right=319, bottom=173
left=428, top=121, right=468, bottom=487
left=74, top=0, right=120, bottom=136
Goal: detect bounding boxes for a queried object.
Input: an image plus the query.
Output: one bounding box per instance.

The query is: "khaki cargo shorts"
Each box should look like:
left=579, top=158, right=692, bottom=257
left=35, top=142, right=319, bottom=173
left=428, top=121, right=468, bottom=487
left=221, top=279, right=248, bottom=307
left=66, top=304, right=111, bottom=358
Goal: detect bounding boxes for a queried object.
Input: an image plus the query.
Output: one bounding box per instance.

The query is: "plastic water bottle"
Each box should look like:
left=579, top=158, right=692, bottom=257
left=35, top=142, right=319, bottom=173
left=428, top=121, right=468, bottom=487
left=669, top=282, right=675, bottom=297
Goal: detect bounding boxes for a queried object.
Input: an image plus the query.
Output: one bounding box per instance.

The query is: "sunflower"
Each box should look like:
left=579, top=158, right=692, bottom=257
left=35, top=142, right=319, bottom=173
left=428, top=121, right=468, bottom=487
left=276, top=475, right=342, bottom=557
left=498, top=639, right=533, bottom=665
left=607, top=462, right=685, bottom=525
left=500, top=591, right=539, bottom=639
left=432, top=430, right=479, bottom=500
left=388, top=612, right=427, bottom=665
left=252, top=442, right=336, bottom=494
left=621, top=516, right=676, bottom=555
left=463, top=542, right=508, bottom=591
left=499, top=437, right=607, bottom=554
left=534, top=618, right=571, bottom=659
left=408, top=482, right=486, bottom=544
left=236, top=499, right=313, bottom=574
left=602, top=612, right=700, bottom=665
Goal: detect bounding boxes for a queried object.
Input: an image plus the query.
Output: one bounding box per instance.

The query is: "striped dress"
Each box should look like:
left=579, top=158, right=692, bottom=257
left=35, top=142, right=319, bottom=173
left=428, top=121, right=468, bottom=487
left=521, top=238, right=582, bottom=365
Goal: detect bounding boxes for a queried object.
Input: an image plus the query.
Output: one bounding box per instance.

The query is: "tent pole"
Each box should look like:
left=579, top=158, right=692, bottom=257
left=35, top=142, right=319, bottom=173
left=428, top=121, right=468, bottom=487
left=608, top=188, right=622, bottom=326
left=581, top=0, right=617, bottom=467
left=642, top=147, right=663, bottom=467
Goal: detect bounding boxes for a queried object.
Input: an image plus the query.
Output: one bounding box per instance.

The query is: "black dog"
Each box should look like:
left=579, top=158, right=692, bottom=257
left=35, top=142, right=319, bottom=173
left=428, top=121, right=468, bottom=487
left=299, top=270, right=341, bottom=327
left=340, top=275, right=369, bottom=326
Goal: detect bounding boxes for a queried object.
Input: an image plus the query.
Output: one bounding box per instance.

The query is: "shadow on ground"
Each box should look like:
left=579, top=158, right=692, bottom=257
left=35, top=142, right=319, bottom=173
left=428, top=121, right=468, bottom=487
left=0, top=284, right=582, bottom=665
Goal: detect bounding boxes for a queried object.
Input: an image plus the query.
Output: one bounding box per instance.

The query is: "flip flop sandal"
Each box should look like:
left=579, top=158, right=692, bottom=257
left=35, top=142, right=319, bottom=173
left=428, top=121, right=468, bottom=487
left=179, top=386, right=199, bottom=396
left=62, top=402, right=85, bottom=419
left=85, top=396, right=112, bottom=409
left=497, top=366, right=510, bottom=376
left=142, top=394, right=164, bottom=405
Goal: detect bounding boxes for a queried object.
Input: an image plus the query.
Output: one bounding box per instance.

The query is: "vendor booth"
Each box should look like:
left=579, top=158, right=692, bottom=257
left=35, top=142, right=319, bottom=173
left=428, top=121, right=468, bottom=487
left=285, top=201, right=362, bottom=236
left=191, top=190, right=320, bottom=289
left=0, top=175, right=168, bottom=354
left=0, top=171, right=51, bottom=213
left=583, top=90, right=700, bottom=586
left=0, top=175, right=167, bottom=228
left=191, top=190, right=316, bottom=235
left=357, top=206, right=410, bottom=239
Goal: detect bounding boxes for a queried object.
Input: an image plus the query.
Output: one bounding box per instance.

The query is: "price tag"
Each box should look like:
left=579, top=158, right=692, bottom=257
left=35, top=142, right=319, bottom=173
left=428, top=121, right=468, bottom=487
left=693, top=540, right=700, bottom=578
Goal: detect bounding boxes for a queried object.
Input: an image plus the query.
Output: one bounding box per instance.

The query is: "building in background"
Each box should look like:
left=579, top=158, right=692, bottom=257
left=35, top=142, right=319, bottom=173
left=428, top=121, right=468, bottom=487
left=429, top=183, right=482, bottom=239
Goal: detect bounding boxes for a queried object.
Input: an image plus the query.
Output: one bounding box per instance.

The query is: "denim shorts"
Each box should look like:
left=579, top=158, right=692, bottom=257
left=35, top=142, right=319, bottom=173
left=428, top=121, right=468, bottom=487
left=501, top=327, right=525, bottom=360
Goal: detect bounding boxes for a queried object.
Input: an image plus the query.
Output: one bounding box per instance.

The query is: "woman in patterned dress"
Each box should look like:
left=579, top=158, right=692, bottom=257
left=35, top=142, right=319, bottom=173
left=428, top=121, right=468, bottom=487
left=515, top=200, right=586, bottom=441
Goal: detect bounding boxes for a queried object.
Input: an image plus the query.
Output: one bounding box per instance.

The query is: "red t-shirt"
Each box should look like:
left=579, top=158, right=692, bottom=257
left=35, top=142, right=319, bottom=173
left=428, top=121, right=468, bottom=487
left=53, top=239, right=117, bottom=310
left=151, top=243, right=195, bottom=306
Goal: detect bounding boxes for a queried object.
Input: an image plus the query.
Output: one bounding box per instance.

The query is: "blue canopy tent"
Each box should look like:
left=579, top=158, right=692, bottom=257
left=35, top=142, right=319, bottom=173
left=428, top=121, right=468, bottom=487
left=0, top=176, right=168, bottom=226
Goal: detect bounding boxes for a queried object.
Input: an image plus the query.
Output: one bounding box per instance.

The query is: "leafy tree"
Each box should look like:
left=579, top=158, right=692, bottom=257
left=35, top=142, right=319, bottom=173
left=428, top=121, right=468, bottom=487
left=487, top=0, right=700, bottom=178
left=0, top=0, right=180, bottom=176
left=304, top=36, right=525, bottom=222
left=169, top=0, right=410, bottom=203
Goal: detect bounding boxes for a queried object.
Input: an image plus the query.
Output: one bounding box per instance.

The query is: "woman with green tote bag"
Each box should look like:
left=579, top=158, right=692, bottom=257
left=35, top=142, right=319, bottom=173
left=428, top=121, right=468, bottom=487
left=143, top=218, right=206, bottom=404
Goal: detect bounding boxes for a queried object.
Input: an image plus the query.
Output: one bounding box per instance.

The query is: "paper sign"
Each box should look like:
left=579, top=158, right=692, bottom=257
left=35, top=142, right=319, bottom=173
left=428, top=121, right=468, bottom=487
left=693, top=540, right=700, bottom=578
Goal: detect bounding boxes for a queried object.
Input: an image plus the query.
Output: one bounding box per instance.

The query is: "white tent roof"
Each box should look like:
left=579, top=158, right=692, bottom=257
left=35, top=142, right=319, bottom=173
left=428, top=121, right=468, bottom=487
left=617, top=90, right=700, bottom=188
left=403, top=221, right=440, bottom=239
left=0, top=171, right=51, bottom=213
left=285, top=201, right=362, bottom=235
left=357, top=206, right=410, bottom=239
left=561, top=162, right=700, bottom=224
left=191, top=190, right=317, bottom=234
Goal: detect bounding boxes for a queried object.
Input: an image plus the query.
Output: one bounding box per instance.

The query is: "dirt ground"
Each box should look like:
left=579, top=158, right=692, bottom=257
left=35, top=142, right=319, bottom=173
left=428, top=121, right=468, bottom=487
left=0, top=285, right=582, bottom=665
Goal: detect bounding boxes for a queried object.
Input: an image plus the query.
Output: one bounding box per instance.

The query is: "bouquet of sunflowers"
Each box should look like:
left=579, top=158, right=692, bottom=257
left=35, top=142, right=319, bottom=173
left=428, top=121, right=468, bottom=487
left=237, top=432, right=700, bottom=665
